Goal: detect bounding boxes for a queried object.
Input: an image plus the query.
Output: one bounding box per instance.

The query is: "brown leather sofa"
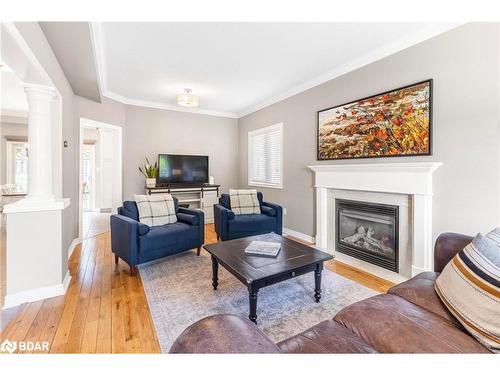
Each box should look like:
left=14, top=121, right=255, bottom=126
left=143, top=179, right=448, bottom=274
left=169, top=233, right=492, bottom=353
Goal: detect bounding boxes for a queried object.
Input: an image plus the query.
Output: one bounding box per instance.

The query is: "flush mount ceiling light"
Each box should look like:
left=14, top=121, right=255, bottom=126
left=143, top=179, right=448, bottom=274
left=176, top=88, right=199, bottom=107
left=0, top=62, right=13, bottom=72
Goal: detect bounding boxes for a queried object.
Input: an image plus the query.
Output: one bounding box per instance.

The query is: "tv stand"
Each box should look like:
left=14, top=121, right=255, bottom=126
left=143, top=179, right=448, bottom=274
left=145, top=184, right=220, bottom=224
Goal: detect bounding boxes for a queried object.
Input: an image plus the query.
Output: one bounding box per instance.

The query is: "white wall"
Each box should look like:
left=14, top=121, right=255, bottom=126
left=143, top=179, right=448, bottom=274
left=238, top=23, right=500, bottom=243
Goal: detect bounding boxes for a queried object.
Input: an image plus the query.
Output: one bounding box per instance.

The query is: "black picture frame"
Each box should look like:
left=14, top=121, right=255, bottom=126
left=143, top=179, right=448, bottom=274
left=317, top=79, right=433, bottom=161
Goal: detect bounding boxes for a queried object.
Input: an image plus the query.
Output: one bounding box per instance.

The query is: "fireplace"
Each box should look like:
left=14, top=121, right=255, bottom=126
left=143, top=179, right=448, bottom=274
left=336, top=199, right=399, bottom=272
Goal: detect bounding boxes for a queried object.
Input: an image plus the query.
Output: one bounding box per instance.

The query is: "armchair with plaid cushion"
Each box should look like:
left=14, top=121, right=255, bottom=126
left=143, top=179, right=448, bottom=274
left=213, top=192, right=283, bottom=241
left=110, top=196, right=204, bottom=275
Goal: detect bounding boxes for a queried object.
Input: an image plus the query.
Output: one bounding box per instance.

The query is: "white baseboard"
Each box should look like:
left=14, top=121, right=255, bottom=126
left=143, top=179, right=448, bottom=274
left=411, top=265, right=426, bottom=277
left=67, top=237, right=82, bottom=260
left=283, top=227, right=315, bottom=244
left=2, top=271, right=71, bottom=310
left=334, top=252, right=408, bottom=284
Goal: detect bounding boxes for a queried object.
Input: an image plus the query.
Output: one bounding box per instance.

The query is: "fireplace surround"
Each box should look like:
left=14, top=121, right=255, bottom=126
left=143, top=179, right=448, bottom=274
left=308, top=162, right=441, bottom=281
left=336, top=199, right=399, bottom=272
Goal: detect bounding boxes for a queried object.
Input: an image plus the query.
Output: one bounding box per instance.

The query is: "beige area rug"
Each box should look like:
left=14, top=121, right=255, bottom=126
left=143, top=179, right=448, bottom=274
left=139, top=249, right=377, bottom=353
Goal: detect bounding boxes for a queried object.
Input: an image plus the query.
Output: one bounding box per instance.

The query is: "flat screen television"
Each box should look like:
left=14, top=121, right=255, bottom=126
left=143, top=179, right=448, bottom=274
left=158, top=154, right=209, bottom=185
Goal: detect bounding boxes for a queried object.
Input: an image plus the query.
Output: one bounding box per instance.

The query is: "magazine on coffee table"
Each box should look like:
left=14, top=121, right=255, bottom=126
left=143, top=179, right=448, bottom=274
left=244, top=240, right=281, bottom=258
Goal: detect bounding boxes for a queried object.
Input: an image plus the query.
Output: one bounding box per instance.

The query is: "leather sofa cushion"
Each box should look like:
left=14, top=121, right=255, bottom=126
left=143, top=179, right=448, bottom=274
left=388, top=272, right=463, bottom=330
left=169, top=314, right=280, bottom=353
left=277, top=319, right=376, bottom=353
left=227, top=213, right=276, bottom=234
left=138, top=222, right=197, bottom=253
left=334, top=294, right=490, bottom=353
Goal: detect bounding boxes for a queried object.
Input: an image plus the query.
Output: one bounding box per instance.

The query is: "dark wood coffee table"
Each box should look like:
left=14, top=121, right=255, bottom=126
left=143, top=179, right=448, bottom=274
left=203, top=233, right=333, bottom=323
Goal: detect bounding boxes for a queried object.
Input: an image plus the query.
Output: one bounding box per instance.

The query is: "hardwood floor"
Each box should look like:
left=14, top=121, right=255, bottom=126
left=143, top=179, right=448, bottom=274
left=1, top=224, right=393, bottom=353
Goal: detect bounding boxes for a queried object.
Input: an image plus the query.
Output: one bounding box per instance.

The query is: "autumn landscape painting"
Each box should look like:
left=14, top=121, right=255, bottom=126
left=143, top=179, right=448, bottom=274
left=317, top=80, right=432, bottom=160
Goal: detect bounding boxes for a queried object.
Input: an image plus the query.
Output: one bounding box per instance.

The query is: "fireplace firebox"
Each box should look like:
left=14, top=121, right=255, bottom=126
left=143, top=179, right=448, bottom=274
left=335, top=199, right=399, bottom=272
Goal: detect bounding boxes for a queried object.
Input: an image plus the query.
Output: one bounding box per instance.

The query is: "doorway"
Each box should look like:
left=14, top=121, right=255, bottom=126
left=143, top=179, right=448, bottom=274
left=79, top=118, right=122, bottom=239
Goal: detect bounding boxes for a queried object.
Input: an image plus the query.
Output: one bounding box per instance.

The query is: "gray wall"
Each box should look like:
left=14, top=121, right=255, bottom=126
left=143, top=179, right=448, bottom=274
left=73, top=97, right=239, bottom=201
left=124, top=105, right=239, bottom=200
left=238, top=23, right=500, bottom=242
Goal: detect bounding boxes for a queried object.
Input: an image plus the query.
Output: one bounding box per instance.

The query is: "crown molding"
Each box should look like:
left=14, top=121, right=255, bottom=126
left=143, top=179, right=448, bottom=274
left=102, top=89, right=239, bottom=118
left=237, top=23, right=463, bottom=118
left=90, top=22, right=462, bottom=120
left=88, top=21, right=105, bottom=102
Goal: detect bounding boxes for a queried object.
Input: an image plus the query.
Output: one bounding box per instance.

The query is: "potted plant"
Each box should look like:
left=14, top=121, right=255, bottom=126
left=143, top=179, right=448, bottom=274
left=139, top=157, right=158, bottom=188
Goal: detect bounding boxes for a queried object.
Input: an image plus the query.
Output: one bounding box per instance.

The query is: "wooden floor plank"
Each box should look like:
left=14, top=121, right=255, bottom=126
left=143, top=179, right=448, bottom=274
left=96, top=236, right=112, bottom=353
left=20, top=296, right=63, bottom=354
left=4, top=300, right=44, bottom=353
left=49, top=237, right=95, bottom=353
left=111, top=269, right=127, bottom=354
left=2, top=224, right=392, bottom=354
left=80, top=235, right=105, bottom=353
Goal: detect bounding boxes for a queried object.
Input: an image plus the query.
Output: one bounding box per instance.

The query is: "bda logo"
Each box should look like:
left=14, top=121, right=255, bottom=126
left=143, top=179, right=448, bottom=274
left=0, top=339, right=17, bottom=353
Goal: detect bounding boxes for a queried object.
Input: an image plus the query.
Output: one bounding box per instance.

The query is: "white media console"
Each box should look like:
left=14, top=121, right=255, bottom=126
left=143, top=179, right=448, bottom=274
left=145, top=184, right=220, bottom=224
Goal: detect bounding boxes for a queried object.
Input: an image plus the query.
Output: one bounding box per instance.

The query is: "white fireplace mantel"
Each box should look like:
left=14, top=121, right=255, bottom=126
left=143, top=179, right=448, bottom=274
left=308, top=162, right=442, bottom=280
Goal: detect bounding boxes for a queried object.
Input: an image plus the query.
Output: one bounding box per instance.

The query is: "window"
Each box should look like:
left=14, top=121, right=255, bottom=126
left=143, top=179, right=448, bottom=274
left=6, top=141, right=29, bottom=193
left=248, top=123, right=283, bottom=189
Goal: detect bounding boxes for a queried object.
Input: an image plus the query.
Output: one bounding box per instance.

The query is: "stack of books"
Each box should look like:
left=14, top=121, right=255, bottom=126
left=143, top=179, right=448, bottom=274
left=244, top=241, right=281, bottom=258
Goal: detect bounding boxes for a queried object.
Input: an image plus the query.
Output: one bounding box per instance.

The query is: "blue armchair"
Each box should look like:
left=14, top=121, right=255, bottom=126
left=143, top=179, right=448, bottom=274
left=110, top=196, right=204, bottom=276
left=213, top=192, right=283, bottom=241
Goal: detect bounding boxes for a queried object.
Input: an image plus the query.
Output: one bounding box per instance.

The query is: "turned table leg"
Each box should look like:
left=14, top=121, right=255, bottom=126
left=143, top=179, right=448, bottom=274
left=314, top=263, right=323, bottom=303
left=248, top=284, right=259, bottom=324
left=211, top=255, right=219, bottom=290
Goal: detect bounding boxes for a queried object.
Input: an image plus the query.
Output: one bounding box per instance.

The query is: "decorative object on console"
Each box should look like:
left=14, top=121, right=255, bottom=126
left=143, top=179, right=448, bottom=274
left=139, top=156, right=158, bottom=188
left=435, top=231, right=500, bottom=352
left=317, top=79, right=432, bottom=160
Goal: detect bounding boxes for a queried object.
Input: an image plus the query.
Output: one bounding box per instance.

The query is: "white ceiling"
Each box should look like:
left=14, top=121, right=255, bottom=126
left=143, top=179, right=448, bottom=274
left=96, top=23, right=458, bottom=117
left=40, top=22, right=101, bottom=102
left=1, top=70, right=28, bottom=115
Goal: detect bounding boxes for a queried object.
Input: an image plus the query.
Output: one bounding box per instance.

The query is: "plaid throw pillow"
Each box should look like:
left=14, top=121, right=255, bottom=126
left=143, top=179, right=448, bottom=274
left=134, top=194, right=177, bottom=227
left=229, top=189, right=261, bottom=215
left=435, top=232, right=500, bottom=352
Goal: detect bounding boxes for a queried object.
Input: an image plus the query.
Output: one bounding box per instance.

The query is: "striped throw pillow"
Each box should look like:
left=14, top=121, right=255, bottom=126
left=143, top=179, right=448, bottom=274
left=229, top=189, right=261, bottom=215
left=134, top=194, right=177, bottom=227
left=435, top=233, right=500, bottom=352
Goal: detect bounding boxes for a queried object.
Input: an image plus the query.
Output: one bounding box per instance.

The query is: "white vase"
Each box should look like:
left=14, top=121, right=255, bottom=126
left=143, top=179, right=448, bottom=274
left=146, top=178, right=156, bottom=188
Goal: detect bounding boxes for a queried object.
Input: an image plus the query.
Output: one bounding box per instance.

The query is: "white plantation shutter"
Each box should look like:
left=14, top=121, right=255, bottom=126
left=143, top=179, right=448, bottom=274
left=248, top=123, right=283, bottom=188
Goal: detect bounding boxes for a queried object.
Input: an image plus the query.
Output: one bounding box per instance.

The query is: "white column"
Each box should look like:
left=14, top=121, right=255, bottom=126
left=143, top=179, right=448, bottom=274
left=412, top=194, right=434, bottom=276
left=315, top=187, right=328, bottom=251
left=24, top=84, right=56, bottom=201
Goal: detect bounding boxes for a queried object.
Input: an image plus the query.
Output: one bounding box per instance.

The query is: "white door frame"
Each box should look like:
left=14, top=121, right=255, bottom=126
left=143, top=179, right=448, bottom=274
left=78, top=118, right=123, bottom=238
